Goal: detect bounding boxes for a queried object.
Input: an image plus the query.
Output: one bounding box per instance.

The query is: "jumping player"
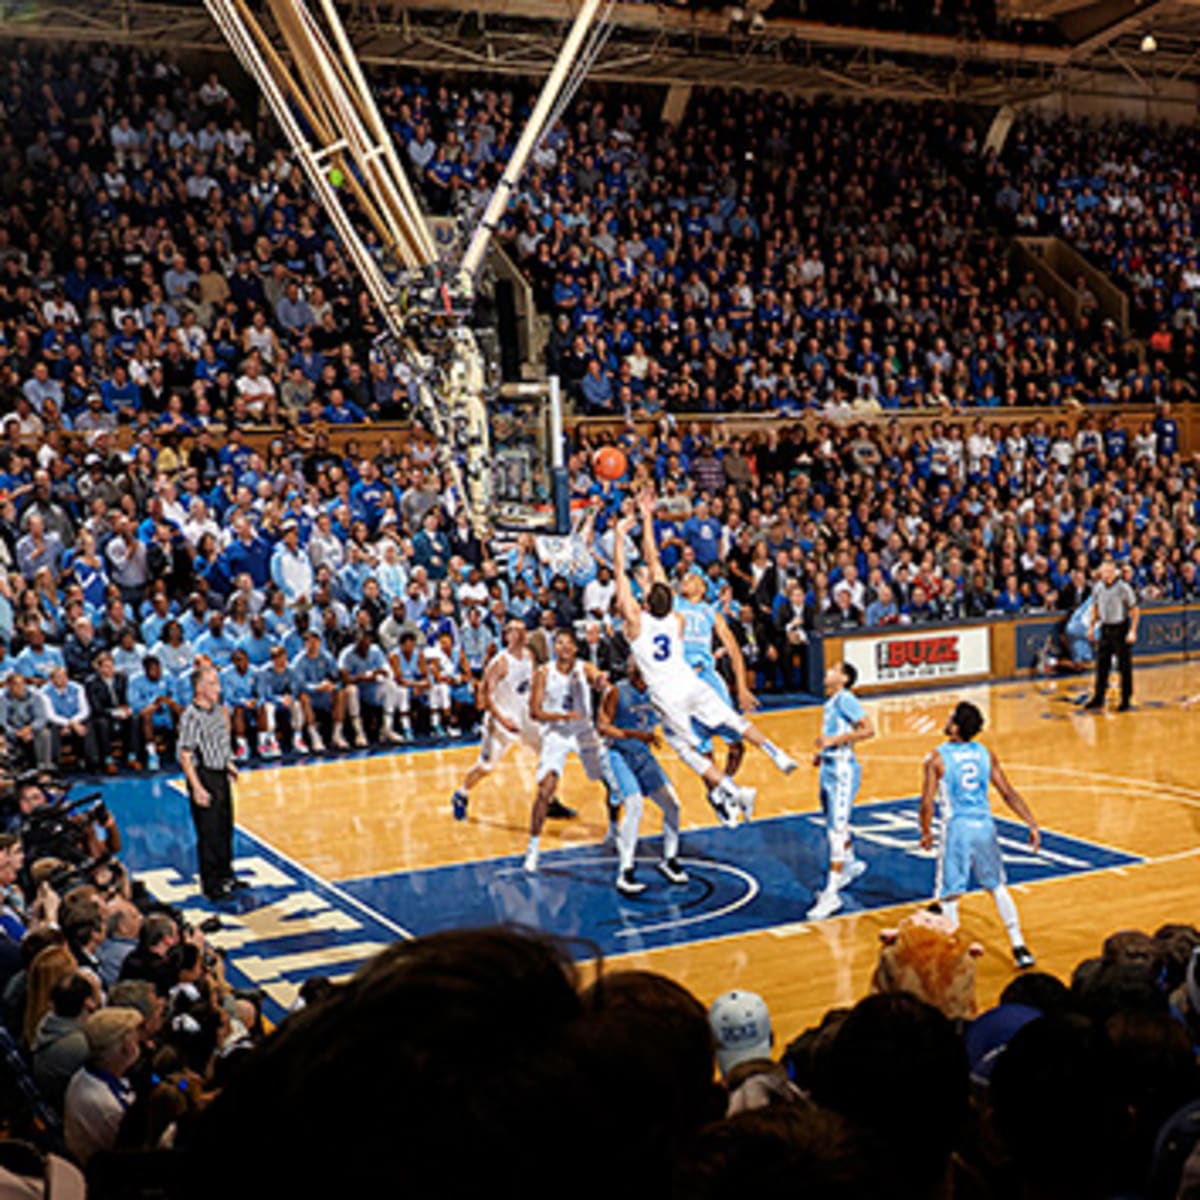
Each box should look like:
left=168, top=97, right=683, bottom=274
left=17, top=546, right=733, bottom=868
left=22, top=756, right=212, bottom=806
left=613, top=499, right=798, bottom=826
left=645, top=508, right=754, bottom=780
left=919, top=700, right=1039, bottom=970
left=807, top=661, right=876, bottom=920
left=596, top=660, right=689, bottom=896
left=523, top=630, right=610, bottom=874
left=451, top=620, right=543, bottom=821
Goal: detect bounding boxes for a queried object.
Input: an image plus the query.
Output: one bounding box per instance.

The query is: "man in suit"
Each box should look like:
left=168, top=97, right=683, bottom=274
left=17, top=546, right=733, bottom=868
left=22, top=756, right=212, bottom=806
left=85, top=652, right=133, bottom=773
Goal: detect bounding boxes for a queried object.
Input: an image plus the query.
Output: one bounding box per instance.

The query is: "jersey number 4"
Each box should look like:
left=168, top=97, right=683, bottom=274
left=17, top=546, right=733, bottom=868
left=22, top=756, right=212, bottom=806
left=653, top=635, right=671, bottom=662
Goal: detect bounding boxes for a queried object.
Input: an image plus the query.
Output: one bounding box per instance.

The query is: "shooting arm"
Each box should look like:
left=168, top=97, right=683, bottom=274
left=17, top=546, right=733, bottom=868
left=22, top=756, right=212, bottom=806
left=638, top=493, right=668, bottom=586
left=612, top=516, right=640, bottom=630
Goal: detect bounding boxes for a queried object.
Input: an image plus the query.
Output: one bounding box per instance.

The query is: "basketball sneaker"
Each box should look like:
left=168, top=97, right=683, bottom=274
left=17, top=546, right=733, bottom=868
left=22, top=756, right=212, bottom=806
left=616, top=868, right=646, bottom=896
left=837, top=858, right=868, bottom=889
left=765, top=743, right=799, bottom=775
left=523, top=847, right=539, bottom=875
left=1013, top=945, right=1037, bottom=970
left=807, top=888, right=843, bottom=921
left=734, top=783, right=757, bottom=820
left=708, top=782, right=742, bottom=829
left=451, top=789, right=469, bottom=821
left=658, top=858, right=689, bottom=885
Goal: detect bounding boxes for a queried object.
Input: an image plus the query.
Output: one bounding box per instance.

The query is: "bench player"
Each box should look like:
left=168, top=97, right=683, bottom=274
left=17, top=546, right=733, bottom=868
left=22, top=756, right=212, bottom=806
left=613, top=499, right=798, bottom=826
left=596, top=660, right=689, bottom=896
left=919, top=700, right=1039, bottom=970
left=523, top=629, right=610, bottom=874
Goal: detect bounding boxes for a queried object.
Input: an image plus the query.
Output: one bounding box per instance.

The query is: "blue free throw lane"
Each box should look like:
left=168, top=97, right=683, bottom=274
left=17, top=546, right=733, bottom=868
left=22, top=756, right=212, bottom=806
left=339, top=798, right=1141, bottom=959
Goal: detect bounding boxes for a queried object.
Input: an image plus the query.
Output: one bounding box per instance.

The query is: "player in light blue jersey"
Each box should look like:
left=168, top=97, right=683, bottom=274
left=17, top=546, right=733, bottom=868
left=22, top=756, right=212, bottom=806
left=920, top=701, right=1040, bottom=970
left=807, top=661, right=876, bottom=920
left=677, top=572, right=752, bottom=780
left=596, top=661, right=689, bottom=896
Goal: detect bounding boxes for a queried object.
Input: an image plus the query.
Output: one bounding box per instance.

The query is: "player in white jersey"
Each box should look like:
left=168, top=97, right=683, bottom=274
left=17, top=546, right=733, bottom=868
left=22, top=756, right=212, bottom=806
left=523, top=629, right=610, bottom=873
left=450, top=621, right=542, bottom=821
left=613, top=495, right=799, bottom=825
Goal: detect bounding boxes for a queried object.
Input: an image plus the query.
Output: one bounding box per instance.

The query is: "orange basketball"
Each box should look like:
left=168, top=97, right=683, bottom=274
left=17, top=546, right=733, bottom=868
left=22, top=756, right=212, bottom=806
left=593, top=446, right=627, bottom=481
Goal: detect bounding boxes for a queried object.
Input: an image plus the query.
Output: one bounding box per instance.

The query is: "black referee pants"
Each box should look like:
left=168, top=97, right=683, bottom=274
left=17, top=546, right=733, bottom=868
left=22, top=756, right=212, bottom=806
left=190, top=765, right=234, bottom=896
left=1090, top=620, right=1133, bottom=708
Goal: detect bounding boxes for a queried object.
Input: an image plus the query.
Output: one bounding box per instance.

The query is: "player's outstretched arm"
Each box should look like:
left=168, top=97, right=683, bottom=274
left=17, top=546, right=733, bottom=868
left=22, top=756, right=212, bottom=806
left=713, top=611, right=757, bottom=711
left=613, top=514, right=641, bottom=635
left=991, top=750, right=1041, bottom=850
left=919, top=751, right=943, bottom=851
left=637, top=489, right=668, bottom=586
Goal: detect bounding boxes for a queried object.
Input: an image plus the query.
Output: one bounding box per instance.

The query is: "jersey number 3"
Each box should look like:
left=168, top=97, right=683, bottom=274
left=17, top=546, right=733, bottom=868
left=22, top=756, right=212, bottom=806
left=652, top=634, right=671, bottom=662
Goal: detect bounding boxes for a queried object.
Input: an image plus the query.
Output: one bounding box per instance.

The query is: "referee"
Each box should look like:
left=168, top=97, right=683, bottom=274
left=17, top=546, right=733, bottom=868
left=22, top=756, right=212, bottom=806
left=1084, top=558, right=1140, bottom=713
left=178, top=664, right=242, bottom=901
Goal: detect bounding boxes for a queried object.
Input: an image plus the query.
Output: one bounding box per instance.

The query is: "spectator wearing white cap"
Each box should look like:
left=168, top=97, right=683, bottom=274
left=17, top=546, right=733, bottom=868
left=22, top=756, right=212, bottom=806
left=64, top=1006, right=143, bottom=1163
left=709, top=989, right=801, bottom=1116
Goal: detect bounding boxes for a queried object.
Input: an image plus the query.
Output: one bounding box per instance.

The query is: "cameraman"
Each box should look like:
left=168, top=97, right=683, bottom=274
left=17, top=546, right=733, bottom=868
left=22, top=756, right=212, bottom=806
left=13, top=782, right=123, bottom=878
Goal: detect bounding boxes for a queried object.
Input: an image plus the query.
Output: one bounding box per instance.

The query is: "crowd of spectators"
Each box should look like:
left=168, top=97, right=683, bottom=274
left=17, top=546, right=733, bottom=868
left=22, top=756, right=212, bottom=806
left=0, top=48, right=1193, bottom=778
left=996, top=113, right=1200, bottom=351
left=484, top=86, right=1194, bottom=414
left=3, top=918, right=1197, bottom=1199
left=0, top=773, right=263, bottom=1179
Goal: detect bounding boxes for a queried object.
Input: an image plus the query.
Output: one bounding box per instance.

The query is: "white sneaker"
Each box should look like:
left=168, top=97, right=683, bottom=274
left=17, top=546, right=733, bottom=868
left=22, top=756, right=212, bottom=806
left=332, top=730, right=349, bottom=751
left=292, top=733, right=308, bottom=754
left=523, top=848, right=539, bottom=875
left=234, top=738, right=249, bottom=763
left=837, top=859, right=868, bottom=889
left=616, top=868, right=646, bottom=896
left=399, top=721, right=413, bottom=741
left=260, top=735, right=281, bottom=760
left=807, top=888, right=843, bottom=921
left=658, top=858, right=689, bottom=885
left=353, top=724, right=368, bottom=749
left=733, top=783, right=757, bottom=820
left=381, top=725, right=403, bottom=745
left=308, top=729, right=326, bottom=753
left=708, top=786, right=742, bottom=829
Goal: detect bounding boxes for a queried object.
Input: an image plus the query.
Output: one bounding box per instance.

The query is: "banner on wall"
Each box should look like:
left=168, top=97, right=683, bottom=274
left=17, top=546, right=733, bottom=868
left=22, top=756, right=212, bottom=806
left=842, top=626, right=991, bottom=687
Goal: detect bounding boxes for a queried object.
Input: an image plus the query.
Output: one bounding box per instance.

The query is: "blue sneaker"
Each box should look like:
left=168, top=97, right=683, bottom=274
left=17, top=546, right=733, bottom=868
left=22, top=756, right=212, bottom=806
left=451, top=789, right=468, bottom=821
left=146, top=747, right=160, bottom=772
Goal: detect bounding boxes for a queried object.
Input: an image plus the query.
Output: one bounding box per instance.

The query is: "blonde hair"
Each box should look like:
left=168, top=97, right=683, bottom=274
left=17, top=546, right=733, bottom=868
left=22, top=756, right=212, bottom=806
left=24, top=944, right=78, bottom=1046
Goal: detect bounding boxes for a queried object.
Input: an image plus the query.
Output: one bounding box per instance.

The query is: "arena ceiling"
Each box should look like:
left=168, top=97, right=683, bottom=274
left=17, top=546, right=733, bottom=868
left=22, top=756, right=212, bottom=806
left=3, top=0, right=1199, bottom=107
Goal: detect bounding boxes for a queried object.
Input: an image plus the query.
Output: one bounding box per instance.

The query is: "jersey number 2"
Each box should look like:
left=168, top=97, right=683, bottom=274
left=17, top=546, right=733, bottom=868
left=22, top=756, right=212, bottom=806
left=652, top=635, right=671, bottom=662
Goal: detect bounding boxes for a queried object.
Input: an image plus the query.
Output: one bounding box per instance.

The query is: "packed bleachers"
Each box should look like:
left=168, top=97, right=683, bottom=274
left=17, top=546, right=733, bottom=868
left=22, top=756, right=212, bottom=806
left=0, top=38, right=1198, bottom=1199
left=998, top=112, right=1200, bottom=359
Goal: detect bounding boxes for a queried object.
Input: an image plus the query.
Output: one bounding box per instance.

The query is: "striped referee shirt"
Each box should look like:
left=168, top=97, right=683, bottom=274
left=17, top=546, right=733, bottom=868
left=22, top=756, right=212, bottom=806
left=1093, top=579, right=1137, bottom=626
left=177, top=701, right=231, bottom=771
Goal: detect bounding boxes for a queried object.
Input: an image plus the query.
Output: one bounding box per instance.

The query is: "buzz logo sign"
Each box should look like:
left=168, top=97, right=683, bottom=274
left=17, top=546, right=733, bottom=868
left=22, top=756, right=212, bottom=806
left=844, top=626, right=991, bottom=686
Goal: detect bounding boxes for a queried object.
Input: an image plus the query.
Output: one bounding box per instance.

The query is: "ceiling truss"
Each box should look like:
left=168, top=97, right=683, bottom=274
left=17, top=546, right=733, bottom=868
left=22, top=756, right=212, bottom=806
left=1, top=0, right=1199, bottom=107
